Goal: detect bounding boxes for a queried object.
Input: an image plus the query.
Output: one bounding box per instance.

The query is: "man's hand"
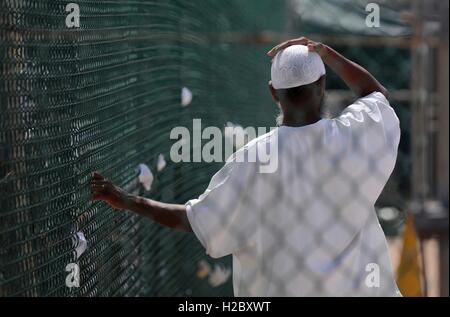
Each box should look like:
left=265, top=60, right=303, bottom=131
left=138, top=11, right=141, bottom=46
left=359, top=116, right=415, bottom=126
left=268, top=36, right=388, bottom=99
left=90, top=172, right=130, bottom=210
left=267, top=37, right=328, bottom=58
left=90, top=171, right=191, bottom=232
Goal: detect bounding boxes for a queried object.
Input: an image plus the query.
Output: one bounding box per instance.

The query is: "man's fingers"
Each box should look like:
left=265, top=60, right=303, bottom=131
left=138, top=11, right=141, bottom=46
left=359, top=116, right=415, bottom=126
left=286, top=38, right=308, bottom=47
left=91, top=192, right=107, bottom=202
left=90, top=183, right=109, bottom=192
left=267, top=37, right=310, bottom=57
left=90, top=179, right=109, bottom=186
left=92, top=171, right=104, bottom=180
left=267, top=43, right=286, bottom=57
left=91, top=185, right=109, bottom=198
left=268, top=38, right=308, bottom=56
left=91, top=184, right=109, bottom=193
left=283, top=38, right=309, bottom=49
left=307, top=43, right=320, bottom=51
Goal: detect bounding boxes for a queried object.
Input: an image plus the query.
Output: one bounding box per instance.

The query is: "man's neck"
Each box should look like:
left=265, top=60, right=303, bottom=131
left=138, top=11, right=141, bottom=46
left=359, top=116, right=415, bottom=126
left=281, top=112, right=321, bottom=128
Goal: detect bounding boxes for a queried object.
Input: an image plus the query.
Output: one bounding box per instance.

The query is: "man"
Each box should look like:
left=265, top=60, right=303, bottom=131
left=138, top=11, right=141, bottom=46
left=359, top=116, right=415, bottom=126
left=91, top=37, right=401, bottom=296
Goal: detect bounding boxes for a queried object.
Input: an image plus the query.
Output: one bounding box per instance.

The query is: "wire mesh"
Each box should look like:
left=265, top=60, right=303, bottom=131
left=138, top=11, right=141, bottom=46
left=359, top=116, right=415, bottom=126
left=0, top=0, right=413, bottom=297
left=0, top=0, right=284, bottom=297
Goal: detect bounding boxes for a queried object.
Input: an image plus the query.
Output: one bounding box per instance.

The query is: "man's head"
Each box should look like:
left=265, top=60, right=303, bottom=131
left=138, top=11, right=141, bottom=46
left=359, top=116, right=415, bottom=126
left=268, top=45, right=326, bottom=126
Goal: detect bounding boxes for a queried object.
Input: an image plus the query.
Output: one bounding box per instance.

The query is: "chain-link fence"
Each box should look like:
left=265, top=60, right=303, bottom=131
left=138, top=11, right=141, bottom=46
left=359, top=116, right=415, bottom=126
left=0, top=0, right=284, bottom=297
left=1, top=0, right=448, bottom=297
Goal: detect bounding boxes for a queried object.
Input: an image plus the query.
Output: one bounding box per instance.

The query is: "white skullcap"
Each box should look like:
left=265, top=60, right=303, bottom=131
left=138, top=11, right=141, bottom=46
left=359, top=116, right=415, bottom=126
left=271, top=45, right=326, bottom=89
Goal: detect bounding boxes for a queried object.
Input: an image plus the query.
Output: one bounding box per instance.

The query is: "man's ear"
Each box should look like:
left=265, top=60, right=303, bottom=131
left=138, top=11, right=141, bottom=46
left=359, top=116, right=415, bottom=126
left=317, top=75, right=326, bottom=97
left=268, top=81, right=279, bottom=103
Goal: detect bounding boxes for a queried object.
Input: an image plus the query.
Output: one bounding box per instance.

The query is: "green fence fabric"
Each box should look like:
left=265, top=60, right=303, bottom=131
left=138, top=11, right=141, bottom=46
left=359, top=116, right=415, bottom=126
left=0, top=0, right=282, bottom=296
left=0, top=0, right=412, bottom=297
left=292, top=0, right=411, bottom=36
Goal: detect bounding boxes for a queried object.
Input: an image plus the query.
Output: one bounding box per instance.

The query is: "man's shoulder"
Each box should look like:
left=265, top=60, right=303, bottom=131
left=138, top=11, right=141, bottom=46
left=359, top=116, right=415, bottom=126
left=357, top=91, right=390, bottom=104
left=226, top=128, right=279, bottom=165
left=245, top=128, right=278, bottom=148
left=335, top=91, right=397, bottom=127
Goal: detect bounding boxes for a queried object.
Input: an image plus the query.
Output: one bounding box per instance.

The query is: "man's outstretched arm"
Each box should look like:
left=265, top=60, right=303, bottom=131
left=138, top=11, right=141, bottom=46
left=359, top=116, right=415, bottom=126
left=267, top=37, right=389, bottom=99
left=90, top=172, right=192, bottom=232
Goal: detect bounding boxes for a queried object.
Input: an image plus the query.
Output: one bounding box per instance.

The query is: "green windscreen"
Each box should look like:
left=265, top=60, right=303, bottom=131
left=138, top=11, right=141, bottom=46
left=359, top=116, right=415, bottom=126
left=1, top=0, right=412, bottom=297
left=0, top=0, right=283, bottom=296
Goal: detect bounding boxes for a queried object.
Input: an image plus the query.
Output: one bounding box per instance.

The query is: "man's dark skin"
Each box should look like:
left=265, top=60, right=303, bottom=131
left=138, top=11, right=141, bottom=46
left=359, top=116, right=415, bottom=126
left=91, top=37, right=388, bottom=233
